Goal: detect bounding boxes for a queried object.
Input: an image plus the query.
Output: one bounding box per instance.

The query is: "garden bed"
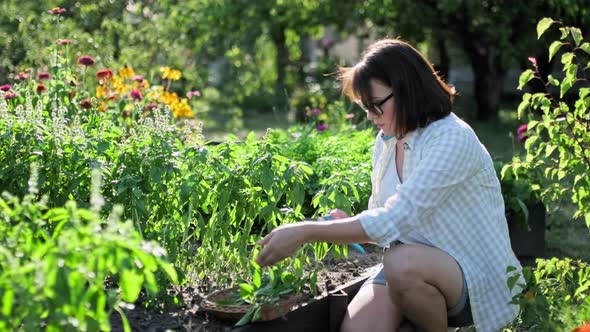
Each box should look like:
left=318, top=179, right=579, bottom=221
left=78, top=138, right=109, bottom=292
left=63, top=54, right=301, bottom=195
left=109, top=246, right=383, bottom=331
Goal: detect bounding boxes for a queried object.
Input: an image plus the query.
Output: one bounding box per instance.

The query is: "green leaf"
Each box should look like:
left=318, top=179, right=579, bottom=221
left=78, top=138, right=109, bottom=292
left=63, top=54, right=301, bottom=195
left=518, top=70, right=535, bottom=90
left=120, top=269, right=144, bottom=303
left=537, top=18, right=554, bottom=39
left=570, top=27, right=583, bottom=46
left=580, top=43, right=590, bottom=55
left=517, top=94, right=531, bottom=118
left=252, top=269, right=261, bottom=289
left=528, top=120, right=539, bottom=129
left=240, top=283, right=254, bottom=298
left=547, top=74, right=560, bottom=86
left=586, top=213, right=590, bottom=229
left=560, top=76, right=574, bottom=98
left=549, top=41, right=563, bottom=62
left=235, top=305, right=256, bottom=326
left=2, top=289, right=13, bottom=316
left=561, top=52, right=574, bottom=66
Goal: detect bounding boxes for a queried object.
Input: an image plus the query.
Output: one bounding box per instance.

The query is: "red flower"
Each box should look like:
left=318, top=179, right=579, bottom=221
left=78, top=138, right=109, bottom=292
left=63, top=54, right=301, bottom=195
left=57, top=39, right=73, bottom=46
left=0, top=84, right=11, bottom=92
left=96, top=68, right=113, bottom=79
left=79, top=98, right=94, bottom=109
left=36, top=84, right=47, bottom=93
left=517, top=124, right=528, bottom=144
left=77, top=55, right=96, bottom=67
left=48, top=7, right=66, bottom=15
left=130, top=89, right=143, bottom=101
left=3, top=92, right=17, bottom=100
left=37, top=72, right=51, bottom=80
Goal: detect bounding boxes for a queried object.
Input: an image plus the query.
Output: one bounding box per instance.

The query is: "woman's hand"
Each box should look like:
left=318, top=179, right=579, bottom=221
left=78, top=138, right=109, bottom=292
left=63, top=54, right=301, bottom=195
left=326, top=208, right=349, bottom=220
left=255, top=222, right=311, bottom=268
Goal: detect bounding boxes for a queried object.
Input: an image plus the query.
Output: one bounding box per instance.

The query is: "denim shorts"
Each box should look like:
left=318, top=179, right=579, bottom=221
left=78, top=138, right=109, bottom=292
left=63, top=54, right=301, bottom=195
left=362, top=258, right=473, bottom=327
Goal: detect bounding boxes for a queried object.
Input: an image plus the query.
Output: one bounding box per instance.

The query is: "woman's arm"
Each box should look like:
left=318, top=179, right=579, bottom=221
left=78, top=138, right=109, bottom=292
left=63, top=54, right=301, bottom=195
left=255, top=217, right=370, bottom=267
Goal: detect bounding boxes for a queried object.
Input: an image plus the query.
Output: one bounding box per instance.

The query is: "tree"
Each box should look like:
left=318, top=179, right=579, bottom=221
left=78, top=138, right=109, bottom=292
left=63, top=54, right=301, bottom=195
left=359, top=0, right=590, bottom=120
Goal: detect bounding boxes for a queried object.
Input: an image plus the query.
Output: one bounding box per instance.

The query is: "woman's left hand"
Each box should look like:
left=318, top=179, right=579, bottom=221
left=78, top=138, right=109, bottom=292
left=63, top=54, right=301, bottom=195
left=255, top=222, right=310, bottom=267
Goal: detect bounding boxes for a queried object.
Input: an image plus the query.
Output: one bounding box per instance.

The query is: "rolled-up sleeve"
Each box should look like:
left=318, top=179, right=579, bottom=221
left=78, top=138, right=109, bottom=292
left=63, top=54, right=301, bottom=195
left=358, top=128, right=481, bottom=246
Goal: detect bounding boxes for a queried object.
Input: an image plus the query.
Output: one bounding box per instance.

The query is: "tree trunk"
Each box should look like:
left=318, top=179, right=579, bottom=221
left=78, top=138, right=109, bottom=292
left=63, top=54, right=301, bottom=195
left=434, top=33, right=450, bottom=82
left=271, top=25, right=288, bottom=101
left=468, top=51, right=505, bottom=120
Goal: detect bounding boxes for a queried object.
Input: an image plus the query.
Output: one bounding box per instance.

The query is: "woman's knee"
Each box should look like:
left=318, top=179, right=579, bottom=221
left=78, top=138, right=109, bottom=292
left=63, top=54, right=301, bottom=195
left=383, top=245, right=423, bottom=287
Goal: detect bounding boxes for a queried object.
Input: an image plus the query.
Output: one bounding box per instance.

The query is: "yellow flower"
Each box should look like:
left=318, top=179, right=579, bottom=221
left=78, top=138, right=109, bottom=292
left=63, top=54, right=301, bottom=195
left=160, top=66, right=182, bottom=81
left=523, top=291, right=535, bottom=300
left=96, top=85, right=108, bottom=99
left=119, top=66, right=135, bottom=80
left=98, top=102, right=107, bottom=112
left=319, top=113, right=328, bottom=121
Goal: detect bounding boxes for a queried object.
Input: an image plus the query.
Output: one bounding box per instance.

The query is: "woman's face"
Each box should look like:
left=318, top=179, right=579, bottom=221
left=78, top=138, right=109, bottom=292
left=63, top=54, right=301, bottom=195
left=365, top=79, right=396, bottom=136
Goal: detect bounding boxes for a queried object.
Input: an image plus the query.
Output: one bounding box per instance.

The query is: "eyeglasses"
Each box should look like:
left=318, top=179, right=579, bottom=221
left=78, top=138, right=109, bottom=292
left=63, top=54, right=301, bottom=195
left=360, top=92, right=394, bottom=115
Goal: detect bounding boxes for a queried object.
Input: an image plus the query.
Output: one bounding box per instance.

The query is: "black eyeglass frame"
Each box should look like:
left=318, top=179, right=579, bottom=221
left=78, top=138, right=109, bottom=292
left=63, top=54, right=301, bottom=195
left=361, top=92, right=394, bottom=115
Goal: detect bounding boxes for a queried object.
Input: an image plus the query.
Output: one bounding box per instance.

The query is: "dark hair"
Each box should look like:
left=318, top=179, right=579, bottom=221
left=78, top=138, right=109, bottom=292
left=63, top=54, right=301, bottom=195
left=339, top=38, right=456, bottom=137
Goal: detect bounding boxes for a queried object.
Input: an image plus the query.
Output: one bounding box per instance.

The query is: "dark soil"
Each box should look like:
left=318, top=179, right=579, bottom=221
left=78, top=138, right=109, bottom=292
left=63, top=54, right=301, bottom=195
left=109, top=245, right=383, bottom=332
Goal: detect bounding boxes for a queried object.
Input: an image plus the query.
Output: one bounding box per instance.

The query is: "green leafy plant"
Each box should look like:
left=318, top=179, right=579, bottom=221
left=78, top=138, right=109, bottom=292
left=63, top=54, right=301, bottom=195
left=495, top=158, right=543, bottom=229
left=507, top=259, right=590, bottom=331
left=0, top=191, right=178, bottom=332
left=224, top=260, right=306, bottom=326
left=517, top=17, right=590, bottom=227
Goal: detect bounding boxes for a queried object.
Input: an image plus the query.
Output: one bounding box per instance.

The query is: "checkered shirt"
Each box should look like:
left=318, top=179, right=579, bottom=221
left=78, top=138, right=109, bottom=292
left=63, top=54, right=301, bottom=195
left=358, top=113, right=523, bottom=332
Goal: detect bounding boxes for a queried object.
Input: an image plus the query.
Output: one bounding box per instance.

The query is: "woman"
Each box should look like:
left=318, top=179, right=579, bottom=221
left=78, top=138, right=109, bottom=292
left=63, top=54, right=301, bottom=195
left=255, top=39, right=522, bottom=332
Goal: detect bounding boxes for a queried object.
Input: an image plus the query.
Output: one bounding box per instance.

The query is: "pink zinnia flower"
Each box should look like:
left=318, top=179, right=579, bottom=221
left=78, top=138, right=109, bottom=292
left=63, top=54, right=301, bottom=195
left=15, top=72, right=29, bottom=80
left=79, top=98, right=94, bottom=109
left=37, top=72, right=51, bottom=80
left=4, top=92, right=17, bottom=100
left=57, top=39, right=73, bottom=46
left=0, top=84, right=11, bottom=92
left=130, top=89, right=143, bottom=101
left=77, top=55, right=96, bottom=67
left=132, top=75, right=144, bottom=82
left=307, top=108, right=321, bottom=116
left=36, top=84, right=47, bottom=93
left=186, top=90, right=201, bottom=98
left=517, top=124, right=528, bottom=144
left=317, top=123, right=328, bottom=132
left=48, top=7, right=66, bottom=15
left=96, top=68, right=112, bottom=79
left=345, top=113, right=355, bottom=119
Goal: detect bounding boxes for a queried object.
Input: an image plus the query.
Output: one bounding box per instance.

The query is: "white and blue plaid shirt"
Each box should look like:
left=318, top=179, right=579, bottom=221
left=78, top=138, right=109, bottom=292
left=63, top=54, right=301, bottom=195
left=358, top=113, right=523, bottom=332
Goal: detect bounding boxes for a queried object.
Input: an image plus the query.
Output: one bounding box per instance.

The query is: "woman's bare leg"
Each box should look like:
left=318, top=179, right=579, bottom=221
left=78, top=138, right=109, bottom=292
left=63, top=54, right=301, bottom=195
left=340, top=283, right=407, bottom=332
left=383, top=244, right=464, bottom=332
